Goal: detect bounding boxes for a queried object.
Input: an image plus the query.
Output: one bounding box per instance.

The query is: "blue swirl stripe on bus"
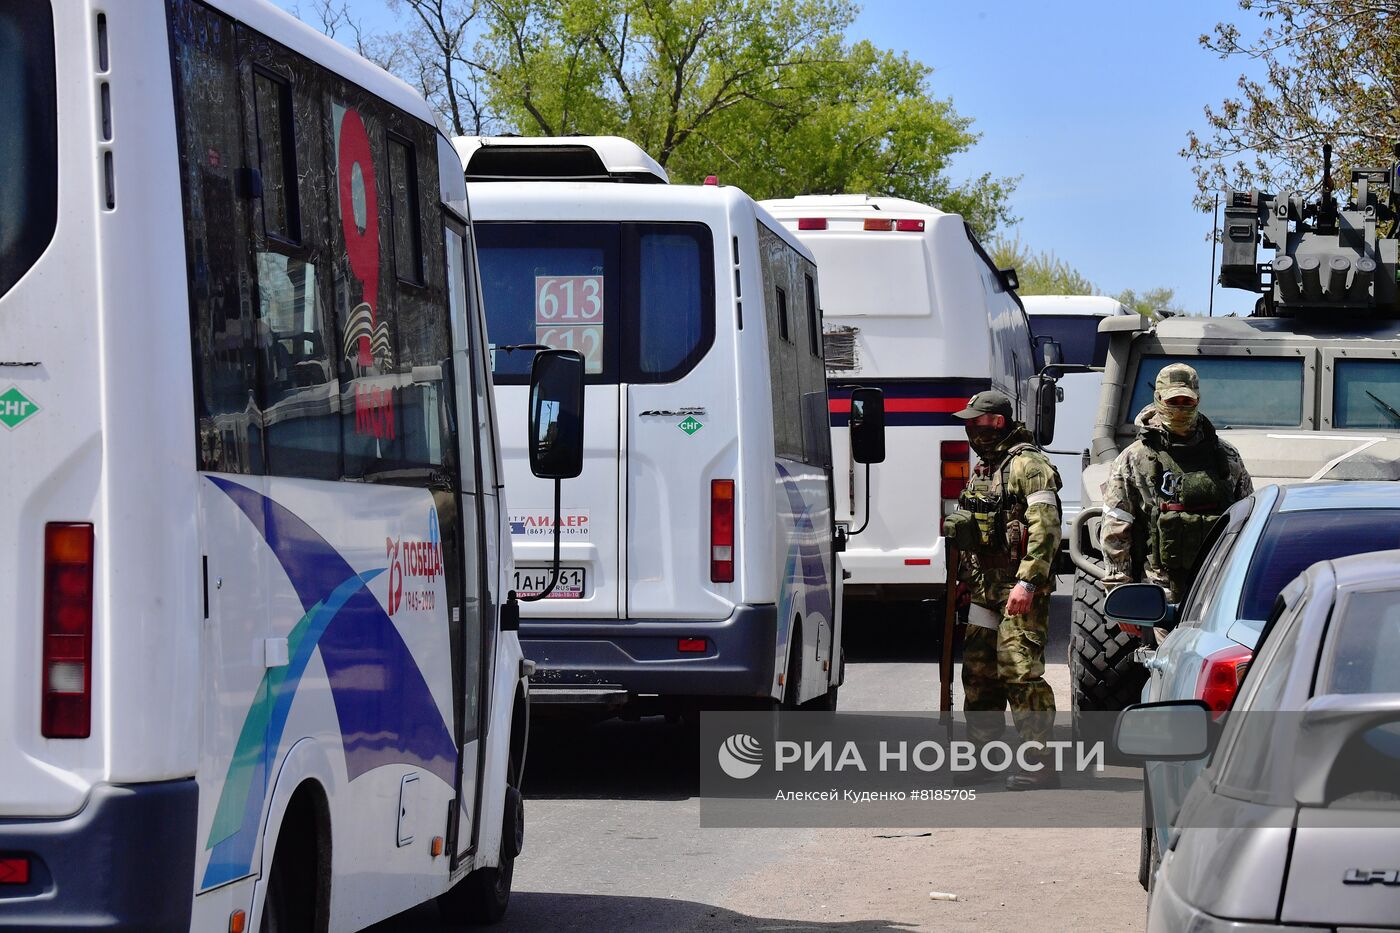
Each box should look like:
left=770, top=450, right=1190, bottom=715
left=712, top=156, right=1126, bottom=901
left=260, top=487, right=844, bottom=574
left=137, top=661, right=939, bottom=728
left=201, top=477, right=458, bottom=889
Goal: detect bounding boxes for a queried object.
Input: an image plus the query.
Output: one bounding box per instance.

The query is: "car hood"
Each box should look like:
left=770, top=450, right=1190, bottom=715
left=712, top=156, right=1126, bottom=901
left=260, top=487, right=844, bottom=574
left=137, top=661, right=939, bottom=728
left=1214, top=429, right=1400, bottom=485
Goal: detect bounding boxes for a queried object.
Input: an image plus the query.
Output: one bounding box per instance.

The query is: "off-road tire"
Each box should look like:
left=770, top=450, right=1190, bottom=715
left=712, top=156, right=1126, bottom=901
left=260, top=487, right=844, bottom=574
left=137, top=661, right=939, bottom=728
left=1069, top=569, right=1147, bottom=745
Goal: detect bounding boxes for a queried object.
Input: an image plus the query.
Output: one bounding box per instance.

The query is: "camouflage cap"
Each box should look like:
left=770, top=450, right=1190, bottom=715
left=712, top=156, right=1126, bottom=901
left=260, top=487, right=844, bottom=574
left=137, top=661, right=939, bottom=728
left=954, top=389, right=1013, bottom=420
left=1154, top=363, right=1200, bottom=402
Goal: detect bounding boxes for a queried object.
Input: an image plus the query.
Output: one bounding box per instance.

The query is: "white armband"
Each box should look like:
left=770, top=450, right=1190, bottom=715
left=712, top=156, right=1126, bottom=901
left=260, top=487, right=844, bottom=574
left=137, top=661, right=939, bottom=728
left=1026, top=490, right=1058, bottom=508
left=1104, top=506, right=1135, bottom=524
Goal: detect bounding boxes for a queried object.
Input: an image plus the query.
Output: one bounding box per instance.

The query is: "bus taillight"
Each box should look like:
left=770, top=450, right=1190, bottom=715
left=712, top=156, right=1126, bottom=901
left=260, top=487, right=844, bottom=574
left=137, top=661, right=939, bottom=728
left=797, top=217, right=827, bottom=230
left=42, top=523, right=94, bottom=738
left=939, top=441, right=970, bottom=534
left=711, top=480, right=735, bottom=583
left=939, top=441, right=970, bottom=499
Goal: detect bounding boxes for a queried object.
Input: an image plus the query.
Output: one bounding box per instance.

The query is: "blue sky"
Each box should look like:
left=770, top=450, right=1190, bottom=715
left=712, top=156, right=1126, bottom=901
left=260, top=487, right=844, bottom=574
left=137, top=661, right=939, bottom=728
left=280, top=0, right=1266, bottom=315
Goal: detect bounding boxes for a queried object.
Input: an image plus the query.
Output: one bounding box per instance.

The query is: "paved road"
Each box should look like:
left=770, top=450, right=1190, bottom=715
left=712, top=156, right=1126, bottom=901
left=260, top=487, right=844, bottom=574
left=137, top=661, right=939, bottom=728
left=371, top=577, right=1147, bottom=931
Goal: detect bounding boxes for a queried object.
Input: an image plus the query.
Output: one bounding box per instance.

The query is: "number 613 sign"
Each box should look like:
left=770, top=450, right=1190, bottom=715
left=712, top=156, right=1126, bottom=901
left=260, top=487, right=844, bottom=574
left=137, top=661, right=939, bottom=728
left=535, top=275, right=604, bottom=373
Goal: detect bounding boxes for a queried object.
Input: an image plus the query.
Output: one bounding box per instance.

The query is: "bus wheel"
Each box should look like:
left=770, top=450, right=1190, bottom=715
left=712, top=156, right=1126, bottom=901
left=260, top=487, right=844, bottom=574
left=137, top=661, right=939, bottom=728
left=780, top=626, right=803, bottom=710
left=437, top=788, right=521, bottom=926
left=260, top=790, right=324, bottom=933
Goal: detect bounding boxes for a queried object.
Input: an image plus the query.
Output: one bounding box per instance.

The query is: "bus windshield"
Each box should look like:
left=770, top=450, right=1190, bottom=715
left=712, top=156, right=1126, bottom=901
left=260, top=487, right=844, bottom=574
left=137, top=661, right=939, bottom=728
left=1127, top=355, right=1305, bottom=427
left=0, top=1, right=58, bottom=299
left=1031, top=314, right=1108, bottom=367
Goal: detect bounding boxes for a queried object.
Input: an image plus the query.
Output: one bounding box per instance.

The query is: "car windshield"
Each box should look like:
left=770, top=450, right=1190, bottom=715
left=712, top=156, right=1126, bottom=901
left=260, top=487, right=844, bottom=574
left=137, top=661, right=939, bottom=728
left=1238, top=509, right=1400, bottom=620
left=1333, top=359, right=1400, bottom=429
left=1031, top=314, right=1107, bottom=367
left=1127, top=355, right=1304, bottom=427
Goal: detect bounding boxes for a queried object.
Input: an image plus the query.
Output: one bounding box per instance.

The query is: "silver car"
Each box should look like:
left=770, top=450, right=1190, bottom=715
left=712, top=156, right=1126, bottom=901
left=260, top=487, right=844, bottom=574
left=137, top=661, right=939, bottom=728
left=1105, top=481, right=1400, bottom=887
left=1114, top=548, right=1400, bottom=931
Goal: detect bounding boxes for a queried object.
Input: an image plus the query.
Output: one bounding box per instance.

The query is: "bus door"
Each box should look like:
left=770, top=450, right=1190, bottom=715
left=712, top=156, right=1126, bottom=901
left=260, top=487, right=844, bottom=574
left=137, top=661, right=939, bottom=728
left=623, top=224, right=723, bottom=619
left=476, top=222, right=622, bottom=618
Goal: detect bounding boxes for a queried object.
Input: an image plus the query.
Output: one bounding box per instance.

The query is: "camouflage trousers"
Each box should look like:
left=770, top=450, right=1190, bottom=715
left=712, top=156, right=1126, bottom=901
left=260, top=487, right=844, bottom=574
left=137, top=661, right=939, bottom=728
left=961, top=595, right=1055, bottom=754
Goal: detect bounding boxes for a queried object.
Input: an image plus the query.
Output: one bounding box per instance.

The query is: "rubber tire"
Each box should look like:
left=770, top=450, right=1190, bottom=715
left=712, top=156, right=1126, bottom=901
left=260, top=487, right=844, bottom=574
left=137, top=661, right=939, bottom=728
left=1138, top=783, right=1153, bottom=890
left=260, top=821, right=317, bottom=933
left=437, top=786, right=521, bottom=926
left=437, top=854, right=514, bottom=926
left=1069, top=568, right=1148, bottom=717
left=780, top=627, right=803, bottom=710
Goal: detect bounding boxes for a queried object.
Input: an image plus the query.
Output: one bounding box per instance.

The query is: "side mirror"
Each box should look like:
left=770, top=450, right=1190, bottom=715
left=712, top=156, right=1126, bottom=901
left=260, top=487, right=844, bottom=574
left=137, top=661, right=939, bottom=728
left=500, top=593, right=521, bottom=632
left=849, top=387, right=886, bottom=464
left=1105, top=583, right=1170, bottom=629
left=998, top=267, right=1020, bottom=292
left=833, top=524, right=848, bottom=553
left=1113, top=700, right=1212, bottom=761
left=1035, top=335, right=1064, bottom=370
left=1035, top=377, right=1057, bottom=447
left=528, top=349, right=585, bottom=480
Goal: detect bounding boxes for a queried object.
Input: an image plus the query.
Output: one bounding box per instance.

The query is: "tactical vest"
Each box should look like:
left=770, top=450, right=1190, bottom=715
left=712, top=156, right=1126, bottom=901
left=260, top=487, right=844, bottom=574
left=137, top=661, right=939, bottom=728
left=1142, top=436, right=1235, bottom=573
left=958, top=443, right=1058, bottom=571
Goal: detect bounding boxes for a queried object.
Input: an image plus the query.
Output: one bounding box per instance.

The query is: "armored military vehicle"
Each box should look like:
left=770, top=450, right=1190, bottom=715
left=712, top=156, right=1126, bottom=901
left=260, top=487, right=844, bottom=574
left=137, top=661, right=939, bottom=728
left=1068, top=145, right=1400, bottom=714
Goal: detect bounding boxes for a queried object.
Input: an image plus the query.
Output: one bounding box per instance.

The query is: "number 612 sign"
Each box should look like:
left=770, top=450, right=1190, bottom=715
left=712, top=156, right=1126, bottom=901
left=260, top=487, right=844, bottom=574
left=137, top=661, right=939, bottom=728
left=535, top=275, right=605, bottom=373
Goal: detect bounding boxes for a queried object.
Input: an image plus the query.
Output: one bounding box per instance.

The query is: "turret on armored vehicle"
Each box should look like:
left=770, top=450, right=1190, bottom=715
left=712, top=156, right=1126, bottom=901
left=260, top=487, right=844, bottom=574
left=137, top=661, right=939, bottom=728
left=1068, top=145, right=1400, bottom=716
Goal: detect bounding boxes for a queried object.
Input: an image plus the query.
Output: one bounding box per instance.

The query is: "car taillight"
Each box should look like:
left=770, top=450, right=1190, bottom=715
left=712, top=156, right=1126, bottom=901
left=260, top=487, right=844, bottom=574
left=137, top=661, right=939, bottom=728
left=797, top=217, right=827, bottom=230
left=1195, top=644, right=1252, bottom=716
left=42, top=523, right=95, bottom=738
left=711, top=480, right=735, bottom=583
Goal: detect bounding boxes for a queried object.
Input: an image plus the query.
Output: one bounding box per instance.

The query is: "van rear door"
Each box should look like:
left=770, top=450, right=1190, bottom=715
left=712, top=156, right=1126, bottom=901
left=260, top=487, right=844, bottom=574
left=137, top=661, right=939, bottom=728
left=476, top=223, right=622, bottom=617
left=622, top=223, right=726, bottom=620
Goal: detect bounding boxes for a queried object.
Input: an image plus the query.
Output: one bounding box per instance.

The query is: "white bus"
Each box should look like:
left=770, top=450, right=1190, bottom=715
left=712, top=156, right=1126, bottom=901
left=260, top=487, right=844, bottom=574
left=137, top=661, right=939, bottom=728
left=1022, top=295, right=1131, bottom=544
left=0, top=2, right=571, bottom=929
left=762, top=195, right=1057, bottom=608
left=456, top=137, right=860, bottom=715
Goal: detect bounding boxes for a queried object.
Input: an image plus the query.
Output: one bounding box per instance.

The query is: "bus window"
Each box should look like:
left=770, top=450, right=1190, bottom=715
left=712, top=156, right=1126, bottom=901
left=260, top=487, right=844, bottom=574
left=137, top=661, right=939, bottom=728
left=1031, top=313, right=1109, bottom=367
left=388, top=134, right=424, bottom=284
left=0, top=1, right=57, bottom=299
left=252, top=68, right=300, bottom=243
left=634, top=225, right=714, bottom=380
left=172, top=2, right=261, bottom=475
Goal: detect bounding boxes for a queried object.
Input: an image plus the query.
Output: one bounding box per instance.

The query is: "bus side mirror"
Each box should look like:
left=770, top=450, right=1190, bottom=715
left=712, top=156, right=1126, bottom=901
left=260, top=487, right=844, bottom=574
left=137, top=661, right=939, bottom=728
left=528, top=350, right=586, bottom=480
left=1035, top=377, right=1057, bottom=447
left=849, top=387, right=886, bottom=464
left=1035, top=335, right=1064, bottom=370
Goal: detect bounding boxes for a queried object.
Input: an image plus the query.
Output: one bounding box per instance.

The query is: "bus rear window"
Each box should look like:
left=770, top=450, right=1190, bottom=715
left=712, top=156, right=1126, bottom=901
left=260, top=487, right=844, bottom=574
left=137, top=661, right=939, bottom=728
left=0, top=1, right=58, bottom=299
left=1127, top=356, right=1304, bottom=427
left=476, top=221, right=714, bottom=384
left=1334, top=359, right=1400, bottom=429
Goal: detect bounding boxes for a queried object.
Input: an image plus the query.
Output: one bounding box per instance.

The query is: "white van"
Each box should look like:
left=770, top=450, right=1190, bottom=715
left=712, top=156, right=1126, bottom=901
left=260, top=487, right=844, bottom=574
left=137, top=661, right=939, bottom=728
left=0, top=2, right=553, bottom=929
left=1022, top=296, right=1131, bottom=544
left=457, top=136, right=851, bottom=715
left=761, top=195, right=1056, bottom=606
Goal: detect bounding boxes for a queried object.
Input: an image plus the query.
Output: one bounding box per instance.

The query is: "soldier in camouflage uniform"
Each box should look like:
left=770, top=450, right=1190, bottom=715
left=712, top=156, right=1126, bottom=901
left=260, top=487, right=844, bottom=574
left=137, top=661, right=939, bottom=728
left=944, top=390, right=1063, bottom=791
left=1100, top=363, right=1253, bottom=635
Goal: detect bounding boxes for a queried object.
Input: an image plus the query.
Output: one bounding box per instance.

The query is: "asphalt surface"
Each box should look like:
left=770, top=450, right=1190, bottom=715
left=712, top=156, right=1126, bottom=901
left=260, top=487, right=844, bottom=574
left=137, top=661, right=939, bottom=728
left=370, top=577, right=1147, bottom=931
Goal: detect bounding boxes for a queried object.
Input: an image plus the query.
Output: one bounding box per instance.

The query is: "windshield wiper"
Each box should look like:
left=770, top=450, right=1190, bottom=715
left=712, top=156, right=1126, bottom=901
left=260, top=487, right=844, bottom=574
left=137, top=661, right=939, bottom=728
left=1366, top=390, right=1400, bottom=425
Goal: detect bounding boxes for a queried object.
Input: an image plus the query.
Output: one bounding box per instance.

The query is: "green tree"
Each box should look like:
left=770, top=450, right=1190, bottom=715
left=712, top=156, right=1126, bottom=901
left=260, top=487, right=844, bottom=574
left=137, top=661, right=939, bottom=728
left=990, top=235, right=1097, bottom=296
left=328, top=0, right=1018, bottom=235
left=1113, top=287, right=1185, bottom=320
left=1183, top=0, right=1400, bottom=210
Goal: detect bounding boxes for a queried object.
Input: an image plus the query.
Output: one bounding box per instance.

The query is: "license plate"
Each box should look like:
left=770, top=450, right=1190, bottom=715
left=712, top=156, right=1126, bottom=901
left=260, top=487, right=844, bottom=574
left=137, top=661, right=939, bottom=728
left=513, top=566, right=585, bottom=599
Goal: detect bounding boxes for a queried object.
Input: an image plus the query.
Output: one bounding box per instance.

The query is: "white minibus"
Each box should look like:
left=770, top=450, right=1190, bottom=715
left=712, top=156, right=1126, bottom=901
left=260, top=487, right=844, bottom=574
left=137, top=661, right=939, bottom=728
left=761, top=195, right=1057, bottom=608
left=457, top=137, right=862, bottom=716
left=1022, top=295, right=1131, bottom=544
left=0, top=2, right=572, bottom=929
